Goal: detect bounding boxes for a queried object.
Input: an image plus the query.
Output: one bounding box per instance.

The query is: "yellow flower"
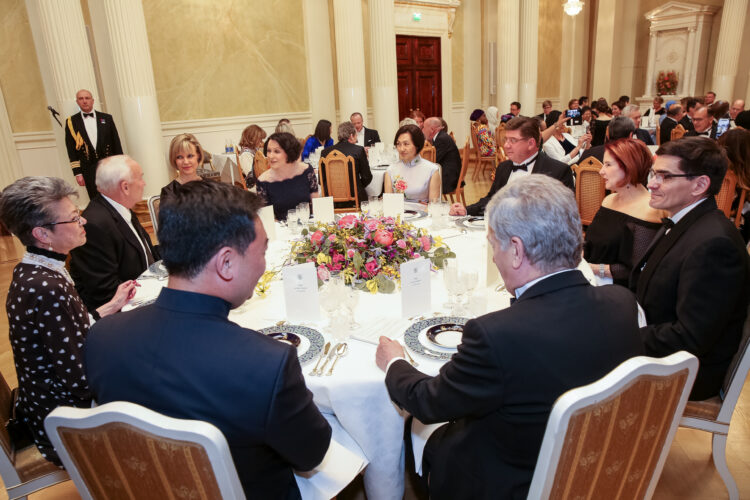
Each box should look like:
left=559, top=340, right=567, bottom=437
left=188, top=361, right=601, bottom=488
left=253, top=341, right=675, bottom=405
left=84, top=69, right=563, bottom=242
left=366, top=279, right=379, bottom=294
left=316, top=253, right=331, bottom=265
left=433, top=235, right=445, bottom=248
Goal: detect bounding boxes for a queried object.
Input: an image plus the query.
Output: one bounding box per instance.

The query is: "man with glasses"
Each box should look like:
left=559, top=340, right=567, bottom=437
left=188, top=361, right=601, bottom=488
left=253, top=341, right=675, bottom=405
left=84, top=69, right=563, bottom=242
left=631, top=137, right=749, bottom=400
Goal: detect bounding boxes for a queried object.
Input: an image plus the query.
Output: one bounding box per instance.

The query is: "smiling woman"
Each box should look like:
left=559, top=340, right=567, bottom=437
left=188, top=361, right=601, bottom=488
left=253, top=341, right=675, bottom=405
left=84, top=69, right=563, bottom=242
left=160, top=133, right=206, bottom=200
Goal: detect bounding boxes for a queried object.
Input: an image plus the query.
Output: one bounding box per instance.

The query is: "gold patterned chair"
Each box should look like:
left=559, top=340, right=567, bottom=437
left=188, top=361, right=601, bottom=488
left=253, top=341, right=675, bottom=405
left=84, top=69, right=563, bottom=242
left=443, top=139, right=471, bottom=205
left=44, top=401, right=246, bottom=500
left=253, top=149, right=270, bottom=180
left=715, top=168, right=738, bottom=218
left=527, top=351, right=698, bottom=500
left=470, top=123, right=496, bottom=181
left=147, top=195, right=160, bottom=235
left=420, top=141, right=436, bottom=163
left=671, top=123, right=686, bottom=142
left=573, top=157, right=605, bottom=226
left=319, top=150, right=359, bottom=212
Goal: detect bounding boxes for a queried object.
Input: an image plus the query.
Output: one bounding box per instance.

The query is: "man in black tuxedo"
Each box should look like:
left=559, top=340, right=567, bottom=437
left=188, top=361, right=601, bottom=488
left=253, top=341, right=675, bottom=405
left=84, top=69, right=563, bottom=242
left=86, top=181, right=331, bottom=498
left=535, top=99, right=561, bottom=128
left=659, top=104, right=683, bottom=145
left=579, top=116, right=635, bottom=163
left=684, top=106, right=717, bottom=139
left=631, top=137, right=749, bottom=400
left=449, top=117, right=573, bottom=216
left=320, top=121, right=373, bottom=205
left=423, top=117, right=461, bottom=193
left=70, top=155, right=159, bottom=311
left=350, top=112, right=380, bottom=148
left=679, top=97, right=698, bottom=132
left=64, top=89, right=123, bottom=199
left=377, top=175, right=644, bottom=499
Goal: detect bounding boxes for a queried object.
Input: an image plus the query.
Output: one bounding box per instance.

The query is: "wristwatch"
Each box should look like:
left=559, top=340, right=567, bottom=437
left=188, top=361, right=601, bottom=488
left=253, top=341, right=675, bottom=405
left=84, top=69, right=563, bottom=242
left=599, top=263, right=606, bottom=278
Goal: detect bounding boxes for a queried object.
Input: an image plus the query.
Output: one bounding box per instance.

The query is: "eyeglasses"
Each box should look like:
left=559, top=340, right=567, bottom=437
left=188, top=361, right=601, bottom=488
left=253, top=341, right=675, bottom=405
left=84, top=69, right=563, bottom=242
left=647, top=169, right=696, bottom=184
left=43, top=210, right=83, bottom=227
left=504, top=137, right=526, bottom=145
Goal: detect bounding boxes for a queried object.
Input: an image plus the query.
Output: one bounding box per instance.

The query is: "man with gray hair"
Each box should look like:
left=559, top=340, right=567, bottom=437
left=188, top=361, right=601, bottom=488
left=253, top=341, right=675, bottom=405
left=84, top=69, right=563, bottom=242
left=579, top=115, right=637, bottom=163
left=622, top=104, right=654, bottom=145
left=320, top=121, right=372, bottom=206
left=375, top=175, right=644, bottom=499
left=70, top=155, right=158, bottom=310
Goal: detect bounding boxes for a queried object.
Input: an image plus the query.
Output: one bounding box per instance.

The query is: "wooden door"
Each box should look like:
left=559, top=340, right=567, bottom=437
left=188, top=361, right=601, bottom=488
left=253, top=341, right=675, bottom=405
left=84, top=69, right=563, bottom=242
left=396, top=35, right=442, bottom=120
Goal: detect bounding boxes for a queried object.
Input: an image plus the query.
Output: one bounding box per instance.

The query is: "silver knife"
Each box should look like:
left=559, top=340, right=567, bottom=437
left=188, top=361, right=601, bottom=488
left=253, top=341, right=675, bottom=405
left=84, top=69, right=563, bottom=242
left=316, top=343, right=340, bottom=376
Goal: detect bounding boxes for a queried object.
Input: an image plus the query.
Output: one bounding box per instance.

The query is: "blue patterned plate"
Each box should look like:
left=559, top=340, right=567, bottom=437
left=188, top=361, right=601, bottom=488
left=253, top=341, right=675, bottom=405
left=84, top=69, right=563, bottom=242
left=258, top=325, right=324, bottom=364
left=404, top=316, right=469, bottom=360
left=456, top=216, right=485, bottom=231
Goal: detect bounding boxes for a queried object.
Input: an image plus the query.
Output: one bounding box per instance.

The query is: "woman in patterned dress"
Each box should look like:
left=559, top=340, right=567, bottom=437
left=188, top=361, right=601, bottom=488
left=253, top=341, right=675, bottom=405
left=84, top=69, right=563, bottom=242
left=0, top=177, right=135, bottom=465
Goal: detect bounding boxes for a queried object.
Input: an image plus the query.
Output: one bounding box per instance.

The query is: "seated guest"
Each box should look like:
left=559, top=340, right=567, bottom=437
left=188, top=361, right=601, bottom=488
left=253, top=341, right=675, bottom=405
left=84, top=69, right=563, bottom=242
left=70, top=155, right=159, bottom=311
left=350, top=112, right=380, bottom=148
left=469, top=109, right=496, bottom=157
left=581, top=106, right=593, bottom=129
left=680, top=97, right=699, bottom=132
left=423, top=117, right=462, bottom=193
left=486, top=106, right=500, bottom=134
left=256, top=132, right=319, bottom=220
left=320, top=121, right=373, bottom=206
left=611, top=100, right=624, bottom=117
left=409, top=109, right=426, bottom=129
left=450, top=117, right=574, bottom=216
left=632, top=137, right=750, bottom=400
left=622, top=104, right=654, bottom=145
left=644, top=95, right=666, bottom=126
left=719, top=128, right=750, bottom=240
left=238, top=124, right=267, bottom=188
left=509, top=101, right=522, bottom=119
left=590, top=99, right=613, bottom=146
left=302, top=119, right=333, bottom=162
left=619, top=95, right=631, bottom=106
left=161, top=133, right=205, bottom=199
left=579, top=95, right=589, bottom=108
left=385, top=124, right=441, bottom=203
left=85, top=181, right=331, bottom=497
left=542, top=119, right=591, bottom=165
left=730, top=99, right=745, bottom=124
left=376, top=175, right=644, bottom=500
left=275, top=117, right=296, bottom=136
left=659, top=104, right=684, bottom=145
left=580, top=116, right=636, bottom=163
left=584, top=139, right=665, bottom=287
left=0, top=177, right=134, bottom=465
left=536, top=99, right=561, bottom=129
left=685, top=106, right=717, bottom=139
left=704, top=91, right=716, bottom=107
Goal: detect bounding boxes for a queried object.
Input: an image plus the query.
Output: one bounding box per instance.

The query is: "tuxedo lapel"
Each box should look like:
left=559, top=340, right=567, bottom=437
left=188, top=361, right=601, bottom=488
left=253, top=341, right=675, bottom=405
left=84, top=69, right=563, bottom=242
left=97, top=197, right=147, bottom=268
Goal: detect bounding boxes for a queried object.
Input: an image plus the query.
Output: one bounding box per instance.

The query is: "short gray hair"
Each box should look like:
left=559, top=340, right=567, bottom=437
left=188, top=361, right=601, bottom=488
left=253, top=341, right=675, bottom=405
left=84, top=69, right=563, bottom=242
left=337, top=121, right=357, bottom=142
left=607, top=116, right=636, bottom=140
left=0, top=177, right=78, bottom=246
left=399, top=118, right=418, bottom=127
left=486, top=175, right=582, bottom=273
left=621, top=104, right=640, bottom=117
left=96, top=155, right=134, bottom=193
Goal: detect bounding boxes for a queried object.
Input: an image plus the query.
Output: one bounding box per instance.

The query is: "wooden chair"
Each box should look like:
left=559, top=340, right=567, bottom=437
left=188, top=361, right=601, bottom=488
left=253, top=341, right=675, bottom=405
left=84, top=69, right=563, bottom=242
left=671, top=123, right=686, bottom=141
left=449, top=131, right=456, bottom=143
left=420, top=141, right=436, bottom=163
left=470, top=123, right=496, bottom=181
left=318, top=150, right=359, bottom=213
left=45, top=401, right=246, bottom=500
left=253, top=150, right=269, bottom=180
left=495, top=123, right=506, bottom=147
left=443, top=139, right=471, bottom=205
left=679, top=310, right=750, bottom=500
left=0, top=371, right=69, bottom=500
left=147, top=195, right=160, bottom=235
left=715, top=168, right=738, bottom=217
left=656, top=123, right=661, bottom=145
left=496, top=145, right=508, bottom=164
left=573, top=157, right=606, bottom=226
left=527, top=351, right=698, bottom=500
left=234, top=150, right=249, bottom=190
left=734, top=185, right=749, bottom=228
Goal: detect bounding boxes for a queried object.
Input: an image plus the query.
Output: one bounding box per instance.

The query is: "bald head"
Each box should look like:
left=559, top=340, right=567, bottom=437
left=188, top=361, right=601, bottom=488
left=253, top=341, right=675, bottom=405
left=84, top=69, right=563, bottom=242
left=730, top=100, right=746, bottom=120
left=423, top=117, right=443, bottom=140
left=76, top=89, right=94, bottom=113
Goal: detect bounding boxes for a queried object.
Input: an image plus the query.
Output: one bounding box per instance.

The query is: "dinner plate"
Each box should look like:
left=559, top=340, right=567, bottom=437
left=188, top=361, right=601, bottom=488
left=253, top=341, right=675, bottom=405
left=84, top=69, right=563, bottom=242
left=403, top=209, right=428, bottom=221
left=258, top=325, right=324, bottom=364
left=456, top=216, right=485, bottom=231
left=426, top=323, right=464, bottom=349
left=403, top=316, right=469, bottom=360
left=147, top=260, right=168, bottom=277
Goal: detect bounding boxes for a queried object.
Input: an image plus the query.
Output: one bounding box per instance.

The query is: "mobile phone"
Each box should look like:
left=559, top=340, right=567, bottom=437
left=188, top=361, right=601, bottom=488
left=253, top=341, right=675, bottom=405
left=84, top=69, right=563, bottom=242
left=716, top=118, right=730, bottom=138
left=565, top=109, right=580, bottom=119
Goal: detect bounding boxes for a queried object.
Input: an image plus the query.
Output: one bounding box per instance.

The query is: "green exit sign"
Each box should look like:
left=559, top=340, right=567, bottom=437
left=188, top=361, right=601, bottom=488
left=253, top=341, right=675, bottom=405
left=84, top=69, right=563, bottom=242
left=412, top=12, right=422, bottom=21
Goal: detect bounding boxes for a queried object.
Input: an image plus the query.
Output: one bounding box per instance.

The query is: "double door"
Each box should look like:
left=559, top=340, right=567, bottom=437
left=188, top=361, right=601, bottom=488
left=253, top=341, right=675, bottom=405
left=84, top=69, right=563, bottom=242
left=396, top=35, right=442, bottom=120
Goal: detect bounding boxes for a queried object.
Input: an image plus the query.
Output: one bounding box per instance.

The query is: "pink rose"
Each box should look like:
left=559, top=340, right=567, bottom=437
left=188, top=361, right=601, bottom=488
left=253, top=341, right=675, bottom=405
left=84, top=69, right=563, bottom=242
left=396, top=239, right=407, bottom=249
left=337, top=214, right=357, bottom=229
left=347, top=248, right=355, bottom=258
left=365, top=259, right=379, bottom=274
left=363, top=219, right=379, bottom=232
left=310, top=231, right=324, bottom=245
left=328, top=234, right=337, bottom=242
left=317, top=266, right=330, bottom=281
left=374, top=229, right=394, bottom=246
left=419, top=236, right=431, bottom=251
left=333, top=253, right=344, bottom=263
left=331, top=263, right=343, bottom=271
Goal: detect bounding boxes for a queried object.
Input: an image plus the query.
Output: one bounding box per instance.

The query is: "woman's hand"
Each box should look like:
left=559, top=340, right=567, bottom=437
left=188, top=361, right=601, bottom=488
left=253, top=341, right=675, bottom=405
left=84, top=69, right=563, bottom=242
left=578, top=132, right=592, bottom=149
left=96, top=280, right=139, bottom=317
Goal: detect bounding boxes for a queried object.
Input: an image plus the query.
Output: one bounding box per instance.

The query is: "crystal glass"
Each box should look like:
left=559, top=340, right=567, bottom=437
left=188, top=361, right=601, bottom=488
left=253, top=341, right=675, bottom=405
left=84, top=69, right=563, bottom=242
left=297, top=202, right=310, bottom=227
left=443, top=259, right=460, bottom=313
left=343, top=287, right=361, bottom=330
left=287, top=209, right=300, bottom=236
left=360, top=201, right=370, bottom=216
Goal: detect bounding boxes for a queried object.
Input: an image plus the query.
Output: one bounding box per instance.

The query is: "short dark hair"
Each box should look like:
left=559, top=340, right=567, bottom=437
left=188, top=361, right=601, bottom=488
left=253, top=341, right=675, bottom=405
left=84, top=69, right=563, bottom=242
left=619, top=95, right=630, bottom=103
left=505, top=116, right=541, bottom=145
left=612, top=100, right=625, bottom=111
left=579, top=96, right=588, bottom=104
left=264, top=132, right=302, bottom=162
left=684, top=97, right=699, bottom=112
left=595, top=98, right=610, bottom=114
left=605, top=138, right=653, bottom=187
left=158, top=182, right=263, bottom=279
left=608, top=116, right=636, bottom=140
left=656, top=137, right=728, bottom=196
left=313, top=119, right=332, bottom=143
left=393, top=124, right=425, bottom=153
left=667, top=104, right=683, bottom=117
left=511, top=101, right=521, bottom=109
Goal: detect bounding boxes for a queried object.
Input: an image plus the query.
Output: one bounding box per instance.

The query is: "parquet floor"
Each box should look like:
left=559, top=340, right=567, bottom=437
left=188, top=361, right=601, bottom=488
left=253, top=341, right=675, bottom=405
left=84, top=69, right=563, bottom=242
left=0, top=167, right=748, bottom=499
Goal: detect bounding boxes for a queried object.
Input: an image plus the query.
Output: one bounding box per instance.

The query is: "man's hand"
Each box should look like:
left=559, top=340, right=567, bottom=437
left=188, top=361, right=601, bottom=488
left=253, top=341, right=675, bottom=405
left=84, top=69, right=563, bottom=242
left=75, top=174, right=85, bottom=187
left=449, top=203, right=467, bottom=216
left=375, top=336, right=405, bottom=372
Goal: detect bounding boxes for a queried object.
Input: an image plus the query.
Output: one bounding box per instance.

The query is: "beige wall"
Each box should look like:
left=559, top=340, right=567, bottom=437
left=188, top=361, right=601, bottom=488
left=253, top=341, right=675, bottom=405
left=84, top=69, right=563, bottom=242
left=537, top=0, right=563, bottom=100
left=0, top=0, right=50, bottom=133
left=452, top=4, right=464, bottom=102
left=142, top=0, right=310, bottom=122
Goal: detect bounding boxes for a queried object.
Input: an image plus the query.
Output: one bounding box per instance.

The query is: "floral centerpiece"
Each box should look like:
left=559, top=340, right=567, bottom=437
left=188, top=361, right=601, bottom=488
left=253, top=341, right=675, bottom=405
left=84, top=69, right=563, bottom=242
left=290, top=214, right=455, bottom=293
left=656, top=70, right=678, bottom=95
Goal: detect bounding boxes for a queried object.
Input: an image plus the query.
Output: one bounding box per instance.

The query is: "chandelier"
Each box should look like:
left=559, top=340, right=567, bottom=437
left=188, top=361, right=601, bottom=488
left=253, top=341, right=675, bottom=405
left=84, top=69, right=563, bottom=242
left=563, top=0, right=584, bottom=16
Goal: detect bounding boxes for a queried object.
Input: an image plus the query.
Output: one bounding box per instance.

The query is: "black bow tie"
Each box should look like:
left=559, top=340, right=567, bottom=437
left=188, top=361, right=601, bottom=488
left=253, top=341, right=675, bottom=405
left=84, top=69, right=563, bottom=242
left=83, top=112, right=94, bottom=118
left=509, top=297, right=517, bottom=306
left=661, top=217, right=675, bottom=229
left=511, top=159, right=534, bottom=172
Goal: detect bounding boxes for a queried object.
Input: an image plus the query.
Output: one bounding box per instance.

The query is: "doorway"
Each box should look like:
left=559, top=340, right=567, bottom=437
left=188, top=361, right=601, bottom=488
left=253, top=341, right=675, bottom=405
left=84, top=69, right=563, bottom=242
left=396, top=35, right=442, bottom=121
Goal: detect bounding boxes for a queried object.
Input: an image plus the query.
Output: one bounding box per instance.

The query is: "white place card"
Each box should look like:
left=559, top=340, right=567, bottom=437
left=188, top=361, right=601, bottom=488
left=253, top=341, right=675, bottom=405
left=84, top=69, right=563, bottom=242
left=400, top=258, right=431, bottom=318
left=313, top=197, right=335, bottom=224
left=258, top=205, right=276, bottom=240
left=282, top=263, right=321, bottom=322
left=383, top=192, right=405, bottom=218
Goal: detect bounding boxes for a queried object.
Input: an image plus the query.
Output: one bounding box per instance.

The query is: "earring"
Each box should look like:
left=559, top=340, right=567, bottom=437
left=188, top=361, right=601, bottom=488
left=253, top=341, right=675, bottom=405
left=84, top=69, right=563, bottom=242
left=48, top=244, right=53, bottom=252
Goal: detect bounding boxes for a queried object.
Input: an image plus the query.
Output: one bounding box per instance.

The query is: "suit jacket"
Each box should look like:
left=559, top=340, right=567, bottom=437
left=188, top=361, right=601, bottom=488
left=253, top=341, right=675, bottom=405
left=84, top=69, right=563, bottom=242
left=70, top=195, right=159, bottom=311
left=685, top=121, right=718, bottom=140
left=385, top=271, right=644, bottom=500
left=320, top=140, right=373, bottom=204
left=679, top=114, right=694, bottom=132
left=466, top=152, right=574, bottom=216
left=363, top=127, right=381, bottom=147
left=634, top=128, right=654, bottom=145
left=632, top=198, right=750, bottom=400
left=432, top=130, right=462, bottom=193
left=85, top=288, right=331, bottom=499
left=535, top=110, right=562, bottom=128
left=660, top=117, right=679, bottom=144
left=64, top=111, right=123, bottom=198
left=579, top=144, right=605, bottom=163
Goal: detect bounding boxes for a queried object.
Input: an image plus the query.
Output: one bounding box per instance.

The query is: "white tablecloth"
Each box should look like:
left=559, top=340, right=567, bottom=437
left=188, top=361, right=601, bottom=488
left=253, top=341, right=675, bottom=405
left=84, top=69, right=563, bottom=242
left=366, top=166, right=388, bottom=197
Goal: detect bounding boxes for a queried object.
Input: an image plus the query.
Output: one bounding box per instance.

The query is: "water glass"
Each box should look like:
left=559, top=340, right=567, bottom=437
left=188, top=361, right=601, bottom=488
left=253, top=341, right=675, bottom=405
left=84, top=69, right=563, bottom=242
left=297, top=202, right=310, bottom=227
left=287, top=209, right=300, bottom=235
left=360, top=201, right=370, bottom=216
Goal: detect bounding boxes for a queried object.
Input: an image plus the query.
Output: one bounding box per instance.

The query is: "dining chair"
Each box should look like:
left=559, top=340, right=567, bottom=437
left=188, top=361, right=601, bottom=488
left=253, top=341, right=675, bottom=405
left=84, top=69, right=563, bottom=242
left=234, top=149, right=249, bottom=190
left=573, top=158, right=605, bottom=226
left=715, top=168, right=738, bottom=218
left=656, top=123, right=661, bottom=145
left=319, top=150, right=359, bottom=212
left=420, top=141, right=436, bottom=163
left=527, top=351, right=698, bottom=500
left=671, top=124, right=687, bottom=142
left=254, top=149, right=270, bottom=179
left=0, top=370, right=69, bottom=500
left=679, top=310, right=750, bottom=500
left=495, top=123, right=506, bottom=147
left=443, top=139, right=471, bottom=205
left=44, top=401, right=246, bottom=500
left=147, top=195, right=160, bottom=235
left=449, top=131, right=456, bottom=143
left=733, top=184, right=748, bottom=229
left=469, top=123, right=495, bottom=182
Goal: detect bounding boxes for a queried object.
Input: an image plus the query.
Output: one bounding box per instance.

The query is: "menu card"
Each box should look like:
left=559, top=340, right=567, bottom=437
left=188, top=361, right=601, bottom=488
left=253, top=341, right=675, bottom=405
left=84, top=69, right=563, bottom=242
left=258, top=205, right=276, bottom=240
left=400, top=258, right=431, bottom=318
left=313, top=197, right=335, bottom=224
left=282, top=263, right=320, bottom=322
left=383, top=192, right=405, bottom=218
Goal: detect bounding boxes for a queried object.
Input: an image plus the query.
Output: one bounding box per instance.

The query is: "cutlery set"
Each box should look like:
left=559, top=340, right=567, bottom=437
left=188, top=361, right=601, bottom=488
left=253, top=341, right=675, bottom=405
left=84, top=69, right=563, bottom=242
left=309, top=342, right=348, bottom=376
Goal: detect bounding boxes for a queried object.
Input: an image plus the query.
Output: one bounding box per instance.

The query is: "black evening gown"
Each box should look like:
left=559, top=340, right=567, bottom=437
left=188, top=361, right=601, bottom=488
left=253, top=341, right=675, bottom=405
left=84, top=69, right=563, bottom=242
left=256, top=164, right=319, bottom=221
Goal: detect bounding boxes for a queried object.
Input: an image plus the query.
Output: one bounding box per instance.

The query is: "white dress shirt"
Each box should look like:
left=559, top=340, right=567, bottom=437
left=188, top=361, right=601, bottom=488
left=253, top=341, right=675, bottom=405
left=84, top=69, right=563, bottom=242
left=356, top=128, right=365, bottom=147
left=507, top=152, right=539, bottom=184
left=101, top=194, right=150, bottom=264
left=81, top=110, right=97, bottom=148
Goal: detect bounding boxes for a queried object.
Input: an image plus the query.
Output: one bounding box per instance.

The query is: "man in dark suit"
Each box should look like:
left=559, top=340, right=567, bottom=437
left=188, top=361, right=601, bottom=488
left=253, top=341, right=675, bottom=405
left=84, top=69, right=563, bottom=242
left=423, top=117, right=461, bottom=193
left=579, top=116, right=636, bottom=163
left=64, top=89, right=123, bottom=199
left=679, top=97, right=698, bottom=132
left=659, top=104, right=683, bottom=145
left=684, top=106, right=717, bottom=139
left=70, top=155, right=158, bottom=311
left=622, top=104, right=654, bottom=145
left=631, top=137, right=749, bottom=400
left=85, top=181, right=331, bottom=498
left=377, top=175, right=644, bottom=499
left=320, top=121, right=373, bottom=205
left=450, top=117, right=574, bottom=216
left=535, top=99, right=562, bottom=128
left=350, top=112, right=380, bottom=148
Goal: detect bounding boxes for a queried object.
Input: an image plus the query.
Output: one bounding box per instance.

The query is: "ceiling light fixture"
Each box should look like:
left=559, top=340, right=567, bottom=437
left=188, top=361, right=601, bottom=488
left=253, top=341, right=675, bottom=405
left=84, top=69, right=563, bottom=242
left=563, top=0, right=584, bottom=16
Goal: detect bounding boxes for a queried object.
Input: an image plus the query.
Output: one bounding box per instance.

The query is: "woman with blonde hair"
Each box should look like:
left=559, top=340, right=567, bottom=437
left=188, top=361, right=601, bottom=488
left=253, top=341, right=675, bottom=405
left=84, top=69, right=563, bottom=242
left=161, top=133, right=206, bottom=199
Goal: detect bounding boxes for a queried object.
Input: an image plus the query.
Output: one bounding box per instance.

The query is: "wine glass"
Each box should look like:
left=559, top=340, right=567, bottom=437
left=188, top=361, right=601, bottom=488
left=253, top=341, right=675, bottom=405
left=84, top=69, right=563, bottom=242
left=287, top=209, right=300, bottom=236
left=360, top=201, right=370, bottom=216
left=343, top=287, right=360, bottom=330
left=459, top=268, right=479, bottom=316
left=297, top=202, right=310, bottom=228
left=443, top=259, right=460, bottom=313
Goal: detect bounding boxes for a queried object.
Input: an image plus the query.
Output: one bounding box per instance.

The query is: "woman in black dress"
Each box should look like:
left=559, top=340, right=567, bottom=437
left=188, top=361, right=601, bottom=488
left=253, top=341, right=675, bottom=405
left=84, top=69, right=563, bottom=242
left=0, top=177, right=135, bottom=464
left=584, top=139, right=667, bottom=287
left=161, top=133, right=206, bottom=199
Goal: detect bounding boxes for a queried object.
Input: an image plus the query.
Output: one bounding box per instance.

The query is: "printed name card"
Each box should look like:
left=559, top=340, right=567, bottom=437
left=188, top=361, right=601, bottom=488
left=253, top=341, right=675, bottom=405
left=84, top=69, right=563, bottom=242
left=282, top=263, right=321, bottom=322
left=400, top=258, right=431, bottom=318
left=313, top=197, right=335, bottom=224
left=383, top=192, right=405, bottom=218
left=258, top=205, right=276, bottom=240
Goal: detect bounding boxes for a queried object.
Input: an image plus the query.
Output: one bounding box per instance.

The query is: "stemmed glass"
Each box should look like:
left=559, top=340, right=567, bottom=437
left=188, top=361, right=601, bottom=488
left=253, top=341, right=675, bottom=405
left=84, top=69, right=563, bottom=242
left=286, top=209, right=300, bottom=236
left=360, top=201, right=370, bottom=217
left=297, top=202, right=310, bottom=229
left=458, top=267, right=479, bottom=316
left=443, top=259, right=460, bottom=313
left=343, top=286, right=360, bottom=330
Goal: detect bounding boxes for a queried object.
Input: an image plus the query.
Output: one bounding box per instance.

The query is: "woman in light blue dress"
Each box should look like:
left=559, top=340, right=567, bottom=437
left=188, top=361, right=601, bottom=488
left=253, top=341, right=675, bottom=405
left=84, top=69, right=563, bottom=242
left=384, top=124, right=441, bottom=204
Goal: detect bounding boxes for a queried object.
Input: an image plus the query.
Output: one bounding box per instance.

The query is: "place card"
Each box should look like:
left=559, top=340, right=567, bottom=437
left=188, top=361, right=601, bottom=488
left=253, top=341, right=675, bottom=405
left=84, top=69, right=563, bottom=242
left=258, top=205, right=276, bottom=240
left=400, top=258, right=431, bottom=318
left=313, top=197, right=335, bottom=224
left=282, top=263, right=321, bottom=322
left=383, top=192, right=405, bottom=218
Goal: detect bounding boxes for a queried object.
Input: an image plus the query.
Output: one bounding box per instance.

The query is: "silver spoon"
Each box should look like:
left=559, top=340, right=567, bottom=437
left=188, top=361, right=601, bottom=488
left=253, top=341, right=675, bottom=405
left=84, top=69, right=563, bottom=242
left=326, top=343, right=348, bottom=376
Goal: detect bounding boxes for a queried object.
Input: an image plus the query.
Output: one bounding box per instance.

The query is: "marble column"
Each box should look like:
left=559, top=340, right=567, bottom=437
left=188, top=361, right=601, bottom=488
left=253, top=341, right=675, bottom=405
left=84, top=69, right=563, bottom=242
left=684, top=28, right=697, bottom=96
left=303, top=0, right=336, bottom=126
left=496, top=0, right=520, bottom=110
left=518, top=0, right=538, bottom=115
left=368, top=0, right=399, bottom=145
left=643, top=31, right=658, bottom=97
left=0, top=89, right=23, bottom=188
left=332, top=0, right=368, bottom=122
left=100, top=0, right=168, bottom=197
left=712, top=0, right=749, bottom=100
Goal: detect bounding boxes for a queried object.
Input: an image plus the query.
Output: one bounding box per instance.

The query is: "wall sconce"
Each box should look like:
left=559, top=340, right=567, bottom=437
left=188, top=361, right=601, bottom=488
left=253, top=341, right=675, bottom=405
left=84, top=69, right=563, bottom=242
left=563, top=0, right=584, bottom=16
